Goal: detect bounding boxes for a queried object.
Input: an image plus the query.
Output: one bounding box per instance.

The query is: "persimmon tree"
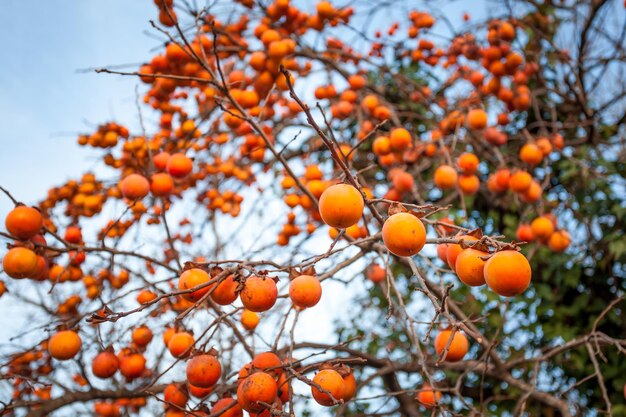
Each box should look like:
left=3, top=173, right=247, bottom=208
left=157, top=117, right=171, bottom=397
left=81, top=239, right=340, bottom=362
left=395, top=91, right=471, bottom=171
left=1, top=1, right=625, bottom=416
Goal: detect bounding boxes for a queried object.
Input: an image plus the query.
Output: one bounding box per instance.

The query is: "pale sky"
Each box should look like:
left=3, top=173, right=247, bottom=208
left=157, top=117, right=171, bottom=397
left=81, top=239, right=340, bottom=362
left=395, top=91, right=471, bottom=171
left=0, top=1, right=156, bottom=217
left=0, top=0, right=159, bottom=360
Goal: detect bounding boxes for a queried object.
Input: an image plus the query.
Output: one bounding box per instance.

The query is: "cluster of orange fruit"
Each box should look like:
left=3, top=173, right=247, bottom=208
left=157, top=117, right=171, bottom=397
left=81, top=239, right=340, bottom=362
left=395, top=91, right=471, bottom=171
left=43, top=173, right=109, bottom=218
left=177, top=267, right=321, bottom=313
left=152, top=0, right=177, bottom=27
left=277, top=161, right=373, bottom=246
left=371, top=127, right=414, bottom=167
left=71, top=115, right=257, bottom=227
left=414, top=328, right=471, bottom=408
left=1, top=203, right=153, bottom=309
left=79, top=270, right=324, bottom=415
left=439, top=235, right=532, bottom=297
left=92, top=398, right=147, bottom=417
left=201, top=188, right=244, bottom=217
left=431, top=152, right=481, bottom=195
left=280, top=166, right=327, bottom=243
left=77, top=122, right=129, bottom=149
left=316, top=182, right=533, bottom=298
left=2, top=206, right=47, bottom=280
left=517, top=215, right=571, bottom=252
left=277, top=212, right=307, bottom=246
left=235, top=352, right=357, bottom=413
left=6, top=349, right=52, bottom=401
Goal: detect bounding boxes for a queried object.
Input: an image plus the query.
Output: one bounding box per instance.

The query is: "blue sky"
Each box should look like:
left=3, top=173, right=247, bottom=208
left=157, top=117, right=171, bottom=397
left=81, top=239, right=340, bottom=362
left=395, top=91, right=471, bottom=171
left=0, top=1, right=157, bottom=216
left=0, top=0, right=161, bottom=355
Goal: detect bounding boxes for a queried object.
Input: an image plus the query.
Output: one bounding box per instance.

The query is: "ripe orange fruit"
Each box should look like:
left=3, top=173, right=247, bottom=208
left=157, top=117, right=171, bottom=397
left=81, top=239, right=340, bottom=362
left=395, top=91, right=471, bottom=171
left=64, top=226, right=82, bottom=243
left=455, top=248, right=487, bottom=286
left=251, top=352, right=282, bottom=376
left=289, top=275, right=322, bottom=308
left=210, top=275, right=239, bottom=305
left=372, top=136, right=391, bottom=155
left=416, top=384, right=442, bottom=408
left=186, top=354, right=222, bottom=388
left=168, top=331, right=195, bottom=358
left=153, top=151, right=171, bottom=171
left=5, top=206, right=43, bottom=240
left=389, top=128, right=412, bottom=151
left=163, top=327, right=176, bottom=346
left=548, top=230, right=570, bottom=252
left=466, top=109, right=487, bottom=130
left=48, top=264, right=71, bottom=282
left=382, top=213, right=426, bottom=257
left=342, top=372, right=357, bottom=401
left=240, top=276, right=278, bottom=312
left=484, top=250, right=532, bottom=296
left=275, top=72, right=294, bottom=91
left=498, top=21, right=516, bottom=41
left=348, top=74, right=366, bottom=90
left=167, top=153, right=193, bottom=178
left=94, top=402, right=121, bottom=417
left=362, top=94, right=379, bottom=112
left=516, top=224, right=534, bottom=242
left=164, top=410, right=185, bottom=417
left=92, top=351, right=119, bottom=379
left=164, top=383, right=188, bottom=408
left=536, top=137, right=553, bottom=155
left=238, top=371, right=278, bottom=412
left=520, top=143, right=543, bottom=166
left=551, top=133, right=564, bottom=150
left=307, top=180, right=328, bottom=199
left=487, top=174, right=504, bottom=193
left=241, top=309, right=260, bottom=331
left=119, top=353, right=146, bottom=379
left=132, top=326, right=153, bottom=347
left=178, top=268, right=212, bottom=301
left=120, top=174, right=150, bottom=200
left=509, top=171, right=532, bottom=193
left=238, top=363, right=253, bottom=383
left=434, top=165, right=458, bottom=190
left=318, top=184, right=364, bottom=229
left=48, top=330, right=82, bottom=360
left=211, top=398, right=243, bottom=417
left=484, top=126, right=507, bottom=145
left=159, top=9, right=178, bottom=27
left=150, top=173, right=174, bottom=196
left=3, top=247, right=38, bottom=279
left=437, top=244, right=449, bottom=263
left=136, top=289, right=157, bottom=305
left=494, top=169, right=511, bottom=189
left=458, top=174, right=480, bottom=195
left=445, top=235, right=478, bottom=271
left=521, top=180, right=542, bottom=203
left=367, top=263, right=386, bottom=283
left=531, top=216, right=554, bottom=241
left=188, top=383, right=213, bottom=399
left=277, top=372, right=290, bottom=403
left=32, top=254, right=48, bottom=281
left=392, top=171, right=415, bottom=194
left=456, top=152, right=479, bottom=174
left=434, top=329, right=468, bottom=362
left=311, top=369, right=345, bottom=406
left=304, top=164, right=323, bottom=180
